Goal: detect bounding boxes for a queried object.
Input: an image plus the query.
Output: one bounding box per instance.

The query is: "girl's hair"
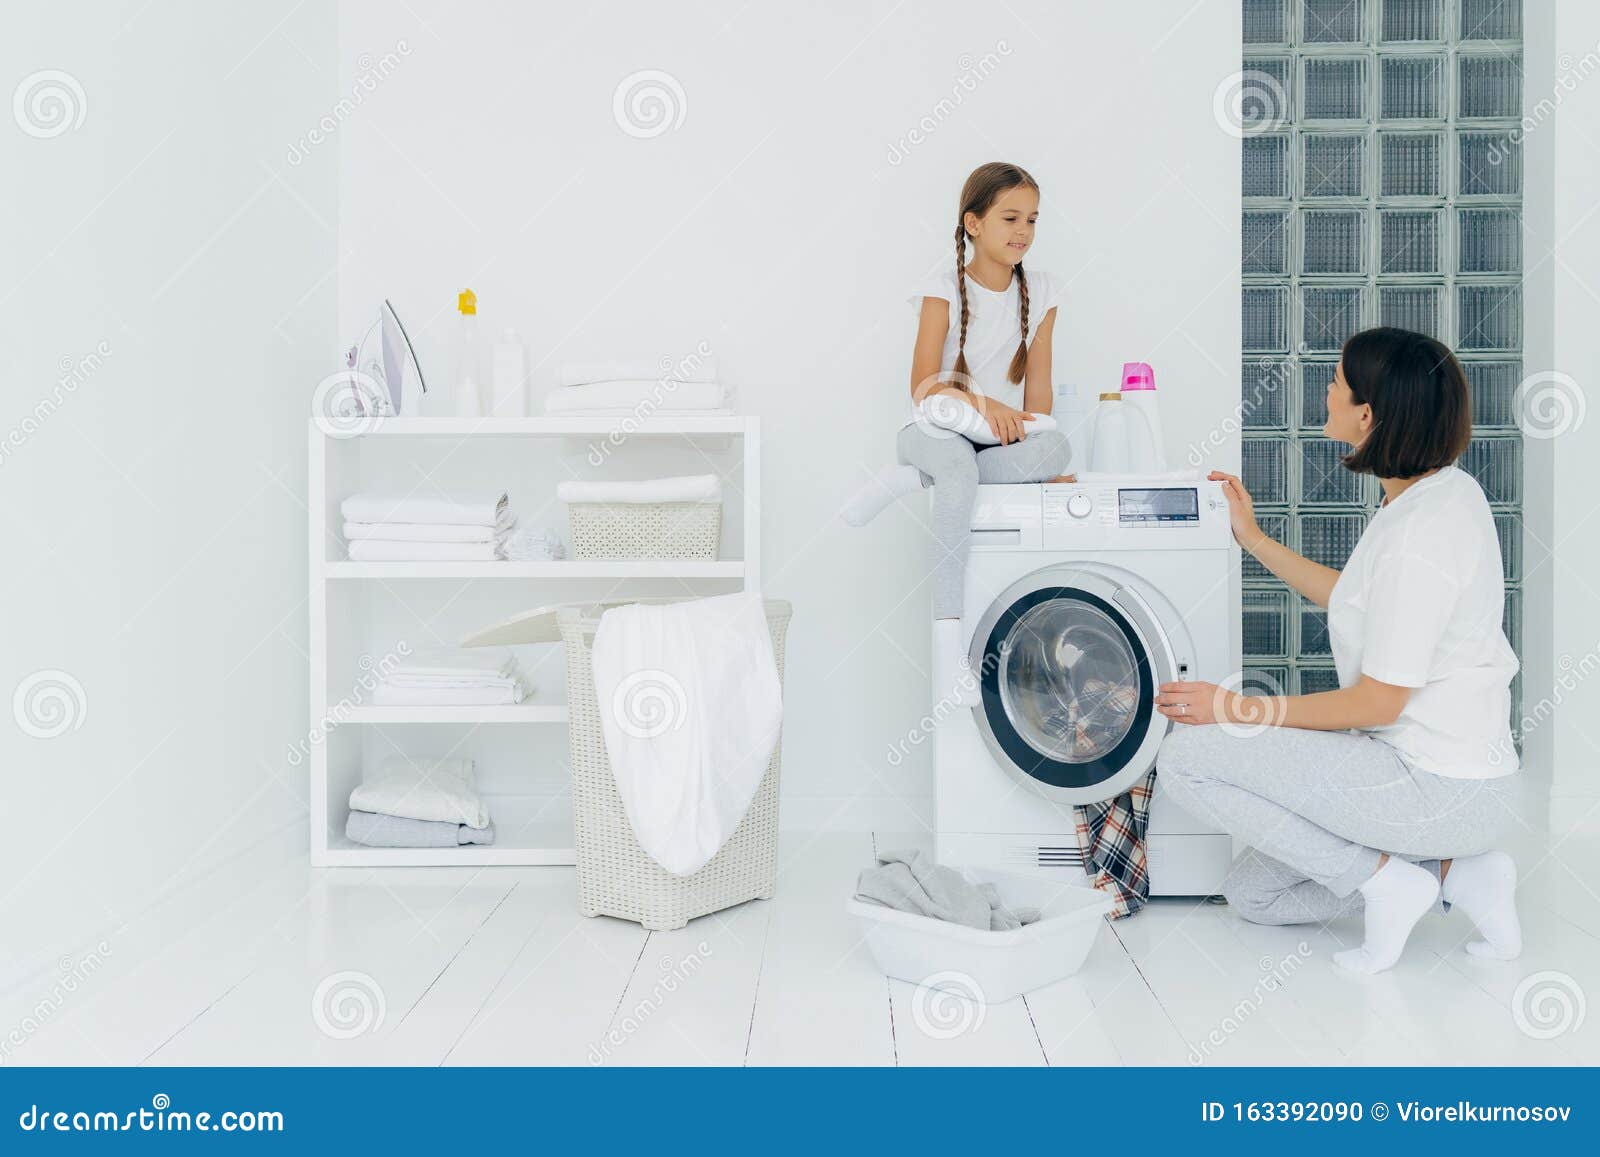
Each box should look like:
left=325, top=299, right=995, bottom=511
left=951, top=161, right=1039, bottom=389
left=1339, top=326, right=1473, bottom=478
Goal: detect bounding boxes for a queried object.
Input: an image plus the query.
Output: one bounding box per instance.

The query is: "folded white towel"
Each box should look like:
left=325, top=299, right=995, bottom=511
left=340, top=491, right=508, bottom=527
left=370, top=682, right=526, bottom=706
left=915, top=395, right=1059, bottom=445
left=558, top=357, right=718, bottom=387
left=347, top=538, right=505, bottom=562
left=591, top=593, right=782, bottom=877
left=544, top=381, right=729, bottom=414
left=343, top=512, right=514, bottom=543
left=503, top=526, right=567, bottom=561
left=349, top=756, right=489, bottom=827
left=557, top=474, right=722, bottom=505
left=389, top=647, right=517, bottom=680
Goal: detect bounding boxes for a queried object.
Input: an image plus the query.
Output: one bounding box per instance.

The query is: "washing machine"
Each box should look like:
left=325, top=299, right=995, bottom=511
left=934, top=476, right=1238, bottom=896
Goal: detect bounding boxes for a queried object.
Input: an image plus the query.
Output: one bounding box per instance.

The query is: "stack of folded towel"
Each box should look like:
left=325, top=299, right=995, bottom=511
left=555, top=474, right=722, bottom=505
left=346, top=754, right=496, bottom=848
left=370, top=647, right=529, bottom=706
left=546, top=356, right=733, bottom=415
left=342, top=492, right=512, bottom=561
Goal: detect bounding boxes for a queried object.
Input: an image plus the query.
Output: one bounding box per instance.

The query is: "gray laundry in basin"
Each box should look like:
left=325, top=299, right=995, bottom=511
left=855, top=848, right=1041, bottom=932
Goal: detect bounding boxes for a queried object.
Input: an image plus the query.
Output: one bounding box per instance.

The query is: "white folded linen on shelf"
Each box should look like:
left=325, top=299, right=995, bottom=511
left=382, top=673, right=525, bottom=692
left=556, top=474, right=721, bottom=505
left=557, top=357, right=719, bottom=387
left=389, top=647, right=517, bottom=680
left=544, top=380, right=730, bottom=414
left=590, top=592, right=783, bottom=877
left=502, top=526, right=567, bottom=561
left=340, top=491, right=508, bottom=527
left=342, top=512, right=514, bottom=542
left=369, top=682, right=526, bottom=706
left=347, top=538, right=505, bottom=562
left=348, top=755, right=490, bottom=827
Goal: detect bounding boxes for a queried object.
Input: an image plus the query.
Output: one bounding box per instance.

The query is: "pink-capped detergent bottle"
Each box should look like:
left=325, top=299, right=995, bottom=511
left=1120, top=361, right=1166, bottom=471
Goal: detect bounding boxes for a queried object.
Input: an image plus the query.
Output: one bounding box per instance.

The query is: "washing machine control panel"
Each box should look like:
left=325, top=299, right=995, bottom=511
left=1039, top=481, right=1231, bottom=548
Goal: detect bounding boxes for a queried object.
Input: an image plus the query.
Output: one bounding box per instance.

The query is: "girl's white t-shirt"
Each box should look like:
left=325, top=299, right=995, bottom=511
left=1327, top=465, right=1520, bottom=778
left=906, top=266, right=1061, bottom=432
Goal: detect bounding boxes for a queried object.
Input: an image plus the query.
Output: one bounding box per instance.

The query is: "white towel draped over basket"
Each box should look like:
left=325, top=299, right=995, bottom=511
left=591, top=592, right=783, bottom=878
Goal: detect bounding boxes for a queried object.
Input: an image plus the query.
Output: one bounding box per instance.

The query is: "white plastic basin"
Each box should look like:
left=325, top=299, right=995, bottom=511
left=846, top=867, right=1114, bottom=1004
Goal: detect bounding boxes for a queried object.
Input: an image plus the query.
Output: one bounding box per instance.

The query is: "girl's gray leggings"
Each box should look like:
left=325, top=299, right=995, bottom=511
left=896, top=423, right=1072, bottom=618
left=1156, top=723, right=1523, bottom=925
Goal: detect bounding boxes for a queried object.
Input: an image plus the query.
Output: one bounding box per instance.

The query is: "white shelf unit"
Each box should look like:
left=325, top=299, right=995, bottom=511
left=308, top=415, right=761, bottom=867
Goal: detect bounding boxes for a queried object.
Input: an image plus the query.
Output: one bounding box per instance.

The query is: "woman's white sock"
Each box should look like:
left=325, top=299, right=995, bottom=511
left=841, top=465, right=924, bottom=527
left=933, top=617, right=982, bottom=708
left=1442, top=850, right=1522, bottom=960
left=1333, top=858, right=1439, bottom=974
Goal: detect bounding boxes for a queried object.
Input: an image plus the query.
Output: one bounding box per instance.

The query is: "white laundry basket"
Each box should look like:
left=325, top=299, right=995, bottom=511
left=567, top=501, right=722, bottom=560
left=558, top=598, right=791, bottom=931
left=846, top=868, right=1114, bottom=1003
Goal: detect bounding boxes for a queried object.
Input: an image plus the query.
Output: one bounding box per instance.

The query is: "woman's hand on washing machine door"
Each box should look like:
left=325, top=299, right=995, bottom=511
left=1155, top=680, right=1234, bottom=726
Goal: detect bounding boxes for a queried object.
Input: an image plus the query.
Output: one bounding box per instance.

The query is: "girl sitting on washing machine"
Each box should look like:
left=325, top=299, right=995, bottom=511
left=842, top=161, right=1073, bottom=707
left=1154, top=326, right=1523, bottom=976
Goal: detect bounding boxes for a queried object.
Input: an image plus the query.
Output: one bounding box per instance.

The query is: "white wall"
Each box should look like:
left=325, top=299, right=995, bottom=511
left=0, top=2, right=335, bottom=984
left=336, top=0, right=1243, bottom=829
left=1523, top=0, right=1600, bottom=825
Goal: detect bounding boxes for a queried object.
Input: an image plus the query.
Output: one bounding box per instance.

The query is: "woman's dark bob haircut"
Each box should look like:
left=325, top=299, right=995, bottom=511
left=1339, top=326, right=1473, bottom=479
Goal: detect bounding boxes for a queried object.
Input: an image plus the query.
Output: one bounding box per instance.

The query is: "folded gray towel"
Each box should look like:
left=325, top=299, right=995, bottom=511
left=854, top=849, right=1041, bottom=931
left=345, top=810, right=496, bottom=848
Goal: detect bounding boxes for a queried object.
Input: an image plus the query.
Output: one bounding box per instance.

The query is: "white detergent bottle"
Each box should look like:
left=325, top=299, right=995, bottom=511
left=1120, top=361, right=1167, bottom=471
left=454, top=288, right=483, bottom=417
left=1088, top=392, right=1133, bottom=473
left=1054, top=384, right=1093, bottom=477
left=491, top=328, right=528, bottom=416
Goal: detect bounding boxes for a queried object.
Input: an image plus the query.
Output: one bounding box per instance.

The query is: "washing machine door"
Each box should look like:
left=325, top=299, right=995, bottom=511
left=969, top=564, right=1177, bottom=805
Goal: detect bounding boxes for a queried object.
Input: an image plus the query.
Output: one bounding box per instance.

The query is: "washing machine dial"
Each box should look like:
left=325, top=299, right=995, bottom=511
left=1066, top=493, right=1093, bottom=519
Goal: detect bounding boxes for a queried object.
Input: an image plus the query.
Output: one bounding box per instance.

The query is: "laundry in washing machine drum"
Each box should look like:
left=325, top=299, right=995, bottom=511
left=998, top=601, right=1141, bottom=763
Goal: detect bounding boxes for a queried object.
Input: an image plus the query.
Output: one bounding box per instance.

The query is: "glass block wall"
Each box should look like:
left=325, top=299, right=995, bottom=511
left=1238, top=0, right=1524, bottom=727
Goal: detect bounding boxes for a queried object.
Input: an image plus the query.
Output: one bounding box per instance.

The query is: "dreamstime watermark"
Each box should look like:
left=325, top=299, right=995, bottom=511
left=587, top=942, right=712, bottom=1064
left=1487, top=42, right=1600, bottom=166
left=613, top=70, right=686, bottom=138
left=1213, top=668, right=1290, bottom=739
left=885, top=649, right=997, bottom=767
left=286, top=41, right=411, bottom=165
left=586, top=340, right=715, bottom=464
left=1213, top=68, right=1288, bottom=138
left=611, top=669, right=689, bottom=739
left=885, top=42, right=1012, bottom=165
left=1492, top=642, right=1600, bottom=767
left=1188, top=942, right=1312, bottom=1064
left=1, top=340, right=112, bottom=468
left=910, top=970, right=986, bottom=1039
left=0, top=941, right=112, bottom=1064
left=1511, top=970, right=1586, bottom=1040
left=311, top=971, right=386, bottom=1039
left=13, top=669, right=87, bottom=739
left=1186, top=357, right=1293, bottom=469
left=311, top=369, right=389, bottom=439
left=286, top=643, right=412, bottom=767
left=13, top=70, right=86, bottom=138
left=1513, top=370, right=1586, bottom=440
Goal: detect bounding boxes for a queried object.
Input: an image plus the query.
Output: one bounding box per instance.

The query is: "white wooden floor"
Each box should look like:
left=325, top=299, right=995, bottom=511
left=4, top=822, right=1596, bottom=1066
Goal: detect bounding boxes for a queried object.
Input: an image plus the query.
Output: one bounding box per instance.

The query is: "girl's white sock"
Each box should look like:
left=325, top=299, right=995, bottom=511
left=1333, top=858, right=1439, bottom=974
left=841, top=465, right=924, bottom=527
left=933, top=617, right=981, bottom=708
left=1442, top=850, right=1522, bottom=960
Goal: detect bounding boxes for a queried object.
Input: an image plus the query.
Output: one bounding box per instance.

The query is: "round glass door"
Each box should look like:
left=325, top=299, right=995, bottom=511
left=976, top=585, right=1157, bottom=795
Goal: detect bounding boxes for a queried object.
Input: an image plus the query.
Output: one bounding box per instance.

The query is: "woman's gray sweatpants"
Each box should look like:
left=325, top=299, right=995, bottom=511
left=1156, top=724, right=1521, bottom=926
left=896, top=423, right=1072, bottom=619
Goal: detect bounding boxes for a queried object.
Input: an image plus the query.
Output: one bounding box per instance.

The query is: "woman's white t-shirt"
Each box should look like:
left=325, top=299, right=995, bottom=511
left=905, top=266, right=1061, bottom=432
left=1327, top=465, right=1520, bottom=778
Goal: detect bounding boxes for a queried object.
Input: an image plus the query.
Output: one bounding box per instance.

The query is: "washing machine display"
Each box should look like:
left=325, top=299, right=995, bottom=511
left=975, top=583, right=1157, bottom=796
left=1117, top=487, right=1199, bottom=524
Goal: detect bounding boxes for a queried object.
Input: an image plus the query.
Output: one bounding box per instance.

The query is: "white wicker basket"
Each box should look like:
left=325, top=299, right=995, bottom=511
left=559, top=598, right=791, bottom=930
left=567, top=501, right=722, bottom=560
